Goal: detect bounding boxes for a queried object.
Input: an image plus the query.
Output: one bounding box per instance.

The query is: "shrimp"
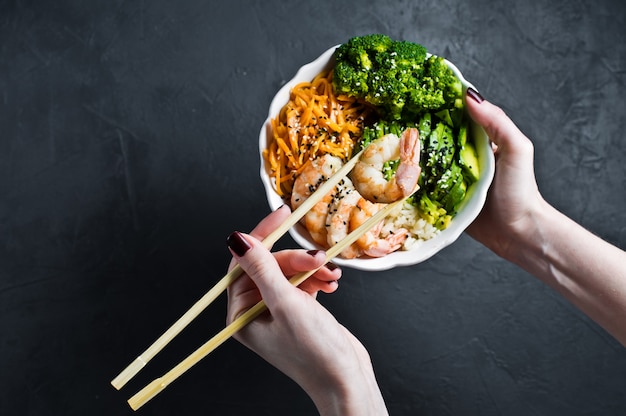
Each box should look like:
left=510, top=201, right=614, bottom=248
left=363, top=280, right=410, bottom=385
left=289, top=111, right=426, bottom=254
left=291, top=154, right=343, bottom=209
left=350, top=197, right=409, bottom=258
left=351, top=127, right=421, bottom=203
left=326, top=179, right=362, bottom=259
left=304, top=191, right=334, bottom=246
left=291, top=154, right=343, bottom=246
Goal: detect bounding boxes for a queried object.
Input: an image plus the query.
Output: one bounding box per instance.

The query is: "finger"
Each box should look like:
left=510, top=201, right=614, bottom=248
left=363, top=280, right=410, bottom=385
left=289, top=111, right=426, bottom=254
left=274, top=249, right=342, bottom=294
left=274, top=250, right=342, bottom=281
left=228, top=205, right=291, bottom=272
left=465, top=88, right=533, bottom=153
left=465, top=88, right=535, bottom=183
left=226, top=231, right=299, bottom=309
left=249, top=204, right=291, bottom=242
left=298, top=277, right=339, bottom=295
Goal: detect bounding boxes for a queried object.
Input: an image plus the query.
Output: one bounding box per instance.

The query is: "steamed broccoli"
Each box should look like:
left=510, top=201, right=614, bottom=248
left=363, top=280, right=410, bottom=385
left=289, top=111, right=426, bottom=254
left=332, top=34, right=463, bottom=121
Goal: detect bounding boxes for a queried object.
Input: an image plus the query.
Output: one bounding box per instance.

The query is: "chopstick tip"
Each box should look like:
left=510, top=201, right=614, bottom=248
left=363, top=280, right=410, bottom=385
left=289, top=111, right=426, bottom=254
left=111, top=357, right=148, bottom=390
left=127, top=378, right=167, bottom=411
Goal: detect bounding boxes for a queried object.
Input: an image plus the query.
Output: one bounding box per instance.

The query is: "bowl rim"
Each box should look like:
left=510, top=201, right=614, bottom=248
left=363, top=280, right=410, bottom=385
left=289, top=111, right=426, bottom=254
left=259, top=44, right=495, bottom=271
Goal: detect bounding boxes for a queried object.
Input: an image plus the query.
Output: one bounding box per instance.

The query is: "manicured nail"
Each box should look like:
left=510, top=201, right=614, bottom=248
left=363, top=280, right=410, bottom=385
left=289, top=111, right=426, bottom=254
left=325, top=262, right=339, bottom=271
left=466, top=87, right=484, bottom=103
left=227, top=231, right=251, bottom=257
left=307, top=250, right=322, bottom=257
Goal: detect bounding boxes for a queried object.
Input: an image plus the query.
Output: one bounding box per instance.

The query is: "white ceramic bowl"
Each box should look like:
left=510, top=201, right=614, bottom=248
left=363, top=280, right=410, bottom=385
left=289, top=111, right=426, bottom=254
left=259, top=45, right=495, bottom=271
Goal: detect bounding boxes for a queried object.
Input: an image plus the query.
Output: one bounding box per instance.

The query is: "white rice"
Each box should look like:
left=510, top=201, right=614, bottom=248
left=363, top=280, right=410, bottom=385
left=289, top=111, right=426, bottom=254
left=379, top=201, right=440, bottom=251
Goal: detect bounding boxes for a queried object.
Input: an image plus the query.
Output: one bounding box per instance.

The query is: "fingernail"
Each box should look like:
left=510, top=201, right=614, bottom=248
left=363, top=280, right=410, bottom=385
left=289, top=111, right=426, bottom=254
left=307, top=250, right=322, bottom=257
left=466, top=87, right=484, bottom=103
left=227, top=231, right=251, bottom=257
left=325, top=262, right=339, bottom=271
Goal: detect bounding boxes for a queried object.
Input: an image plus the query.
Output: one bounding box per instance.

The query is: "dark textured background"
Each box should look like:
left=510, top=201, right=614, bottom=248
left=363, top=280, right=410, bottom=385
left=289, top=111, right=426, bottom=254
left=1, top=1, right=625, bottom=415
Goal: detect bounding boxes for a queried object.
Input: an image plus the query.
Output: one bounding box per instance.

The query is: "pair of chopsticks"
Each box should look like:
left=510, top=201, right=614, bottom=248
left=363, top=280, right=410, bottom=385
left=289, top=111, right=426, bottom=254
left=110, top=150, right=364, bottom=391
left=112, top=149, right=414, bottom=410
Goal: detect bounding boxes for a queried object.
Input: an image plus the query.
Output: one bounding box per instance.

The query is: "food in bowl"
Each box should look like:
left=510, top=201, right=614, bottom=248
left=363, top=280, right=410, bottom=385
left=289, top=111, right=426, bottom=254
left=259, top=34, right=494, bottom=269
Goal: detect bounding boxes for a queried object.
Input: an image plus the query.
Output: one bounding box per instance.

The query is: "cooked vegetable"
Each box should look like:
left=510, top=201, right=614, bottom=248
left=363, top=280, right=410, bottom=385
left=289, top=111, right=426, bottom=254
left=267, top=34, right=482, bottom=253
left=355, top=112, right=479, bottom=229
left=330, top=34, right=481, bottom=230
left=333, top=34, right=463, bottom=121
left=263, top=70, right=374, bottom=197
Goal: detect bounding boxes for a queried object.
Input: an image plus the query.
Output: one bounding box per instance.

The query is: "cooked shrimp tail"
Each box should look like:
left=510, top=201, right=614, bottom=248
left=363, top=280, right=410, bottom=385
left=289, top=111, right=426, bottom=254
left=363, top=229, right=409, bottom=258
left=396, top=127, right=421, bottom=196
left=350, top=197, right=409, bottom=258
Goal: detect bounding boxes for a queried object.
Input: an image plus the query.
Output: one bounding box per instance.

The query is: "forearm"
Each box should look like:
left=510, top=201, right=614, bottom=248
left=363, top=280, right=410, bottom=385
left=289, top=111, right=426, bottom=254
left=505, top=197, right=626, bottom=346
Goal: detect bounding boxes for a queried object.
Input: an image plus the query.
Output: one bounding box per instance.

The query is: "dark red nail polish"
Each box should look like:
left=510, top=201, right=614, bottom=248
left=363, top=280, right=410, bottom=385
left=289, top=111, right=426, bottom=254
left=307, top=250, right=321, bottom=256
left=227, top=231, right=251, bottom=257
left=325, top=262, right=339, bottom=271
left=466, top=87, right=484, bottom=103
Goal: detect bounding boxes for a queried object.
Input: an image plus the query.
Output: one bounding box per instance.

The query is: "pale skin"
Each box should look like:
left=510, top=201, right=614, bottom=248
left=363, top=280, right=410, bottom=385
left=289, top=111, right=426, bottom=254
left=464, top=90, right=626, bottom=346
left=226, top=88, right=626, bottom=414
left=226, top=208, right=388, bottom=416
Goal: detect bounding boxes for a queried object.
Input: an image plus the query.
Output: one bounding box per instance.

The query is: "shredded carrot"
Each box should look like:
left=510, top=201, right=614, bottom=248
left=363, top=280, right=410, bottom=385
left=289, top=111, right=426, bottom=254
left=263, top=70, right=373, bottom=197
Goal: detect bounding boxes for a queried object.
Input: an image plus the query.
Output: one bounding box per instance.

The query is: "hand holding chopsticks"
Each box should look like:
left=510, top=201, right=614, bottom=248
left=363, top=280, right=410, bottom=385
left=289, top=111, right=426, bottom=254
left=111, top=145, right=416, bottom=410
left=126, top=191, right=411, bottom=410
left=110, top=150, right=364, bottom=391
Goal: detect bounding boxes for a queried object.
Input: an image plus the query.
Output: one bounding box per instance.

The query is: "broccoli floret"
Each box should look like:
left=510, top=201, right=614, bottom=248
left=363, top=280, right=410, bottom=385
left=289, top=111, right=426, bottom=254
left=332, top=34, right=462, bottom=121
left=333, top=60, right=368, bottom=96
left=400, top=55, right=464, bottom=116
left=389, top=40, right=427, bottom=73
left=333, top=34, right=392, bottom=98
left=334, top=34, right=393, bottom=66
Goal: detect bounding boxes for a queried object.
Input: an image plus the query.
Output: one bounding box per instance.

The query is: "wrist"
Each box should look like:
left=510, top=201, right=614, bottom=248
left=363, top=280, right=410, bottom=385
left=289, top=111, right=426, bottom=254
left=502, top=196, right=580, bottom=284
left=497, top=194, right=554, bottom=268
left=306, top=353, right=388, bottom=416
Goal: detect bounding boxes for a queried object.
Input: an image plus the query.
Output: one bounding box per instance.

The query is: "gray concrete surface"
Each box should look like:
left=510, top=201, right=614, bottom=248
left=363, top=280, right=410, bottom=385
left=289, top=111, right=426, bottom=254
left=1, top=1, right=625, bottom=414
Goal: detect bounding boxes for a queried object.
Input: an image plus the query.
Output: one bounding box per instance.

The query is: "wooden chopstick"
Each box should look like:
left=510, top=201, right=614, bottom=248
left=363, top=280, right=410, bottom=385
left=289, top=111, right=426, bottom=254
left=111, top=150, right=364, bottom=390
left=126, top=192, right=412, bottom=410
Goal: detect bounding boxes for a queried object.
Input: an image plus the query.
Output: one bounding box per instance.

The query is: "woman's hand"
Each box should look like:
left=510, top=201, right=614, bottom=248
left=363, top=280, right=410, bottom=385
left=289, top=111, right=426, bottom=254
left=465, top=88, right=626, bottom=346
left=226, top=205, right=388, bottom=415
left=464, top=88, right=544, bottom=258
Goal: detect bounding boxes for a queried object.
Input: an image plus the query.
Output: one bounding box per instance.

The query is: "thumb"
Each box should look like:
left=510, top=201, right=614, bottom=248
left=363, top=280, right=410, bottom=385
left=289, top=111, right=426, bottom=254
left=226, top=231, right=293, bottom=308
